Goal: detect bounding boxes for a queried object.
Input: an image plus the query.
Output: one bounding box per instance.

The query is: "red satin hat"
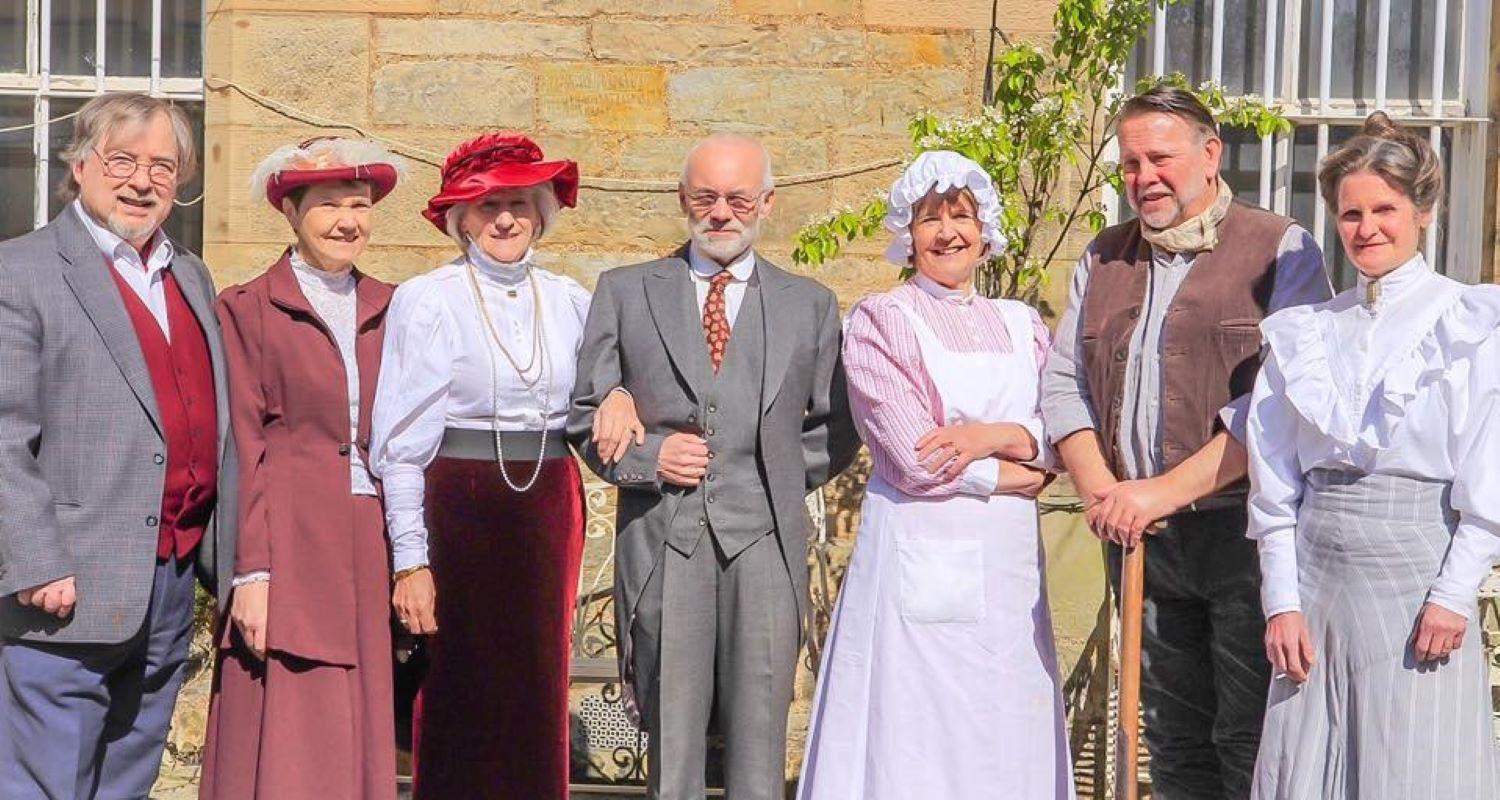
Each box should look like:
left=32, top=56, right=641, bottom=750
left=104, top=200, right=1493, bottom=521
left=254, top=136, right=405, bottom=210
left=422, top=132, right=579, bottom=233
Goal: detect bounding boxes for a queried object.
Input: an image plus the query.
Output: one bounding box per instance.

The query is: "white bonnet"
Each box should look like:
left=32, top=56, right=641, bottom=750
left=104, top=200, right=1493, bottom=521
left=882, top=150, right=1006, bottom=265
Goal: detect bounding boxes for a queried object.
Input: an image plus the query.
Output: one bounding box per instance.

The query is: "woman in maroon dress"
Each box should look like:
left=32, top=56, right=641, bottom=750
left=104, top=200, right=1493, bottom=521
left=199, top=137, right=406, bottom=799
left=369, top=133, right=639, bottom=799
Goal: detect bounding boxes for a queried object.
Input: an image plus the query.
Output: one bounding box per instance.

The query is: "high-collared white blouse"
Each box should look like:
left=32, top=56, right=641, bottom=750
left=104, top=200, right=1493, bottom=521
left=369, top=249, right=591, bottom=571
left=1246, top=254, right=1500, bottom=619
left=289, top=249, right=377, bottom=498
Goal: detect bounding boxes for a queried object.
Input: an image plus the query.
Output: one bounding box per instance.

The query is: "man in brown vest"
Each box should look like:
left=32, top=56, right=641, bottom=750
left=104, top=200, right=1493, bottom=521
left=1041, top=86, right=1331, bottom=799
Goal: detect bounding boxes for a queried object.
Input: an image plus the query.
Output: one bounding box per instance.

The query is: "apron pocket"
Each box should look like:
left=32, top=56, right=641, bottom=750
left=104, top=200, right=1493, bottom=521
left=896, top=538, right=985, bottom=623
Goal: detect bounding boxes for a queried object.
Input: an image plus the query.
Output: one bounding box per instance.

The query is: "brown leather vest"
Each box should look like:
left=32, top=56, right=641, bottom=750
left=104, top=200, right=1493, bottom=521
left=1080, top=201, right=1292, bottom=492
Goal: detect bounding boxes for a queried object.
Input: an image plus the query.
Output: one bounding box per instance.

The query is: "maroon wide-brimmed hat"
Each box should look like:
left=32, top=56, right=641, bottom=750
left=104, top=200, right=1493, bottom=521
left=422, top=132, right=579, bottom=233
left=253, top=136, right=405, bottom=210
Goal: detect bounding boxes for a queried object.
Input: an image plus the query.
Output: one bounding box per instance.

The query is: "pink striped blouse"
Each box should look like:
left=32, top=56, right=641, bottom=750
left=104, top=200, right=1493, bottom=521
left=843, top=275, right=1051, bottom=498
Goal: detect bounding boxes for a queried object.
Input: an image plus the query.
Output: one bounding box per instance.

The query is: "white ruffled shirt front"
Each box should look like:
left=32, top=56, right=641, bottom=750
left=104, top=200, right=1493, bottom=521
left=1246, top=254, right=1500, bottom=619
left=369, top=250, right=591, bottom=571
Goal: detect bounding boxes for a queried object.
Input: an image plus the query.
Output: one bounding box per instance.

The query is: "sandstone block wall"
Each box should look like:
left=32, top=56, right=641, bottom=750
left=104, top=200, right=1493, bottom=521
left=202, top=0, right=1065, bottom=304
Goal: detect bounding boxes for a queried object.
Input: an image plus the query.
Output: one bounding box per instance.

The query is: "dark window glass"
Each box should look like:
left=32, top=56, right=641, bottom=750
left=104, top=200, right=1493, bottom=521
left=0, top=97, right=36, bottom=239
left=106, top=0, right=153, bottom=77
left=162, top=0, right=203, bottom=79
left=1, top=4, right=26, bottom=73
left=50, top=0, right=97, bottom=77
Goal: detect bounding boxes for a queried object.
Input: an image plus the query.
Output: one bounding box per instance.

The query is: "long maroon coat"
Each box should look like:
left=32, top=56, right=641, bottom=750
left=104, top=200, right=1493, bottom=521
left=199, top=251, right=397, bottom=800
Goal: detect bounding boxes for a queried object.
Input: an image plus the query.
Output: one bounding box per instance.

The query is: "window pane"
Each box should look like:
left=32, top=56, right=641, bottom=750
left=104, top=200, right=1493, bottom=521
left=1219, top=126, right=1265, bottom=200
left=1, top=4, right=26, bottom=73
left=162, top=0, right=203, bottom=79
left=1297, top=0, right=1463, bottom=104
left=0, top=96, right=36, bottom=239
left=47, top=97, right=86, bottom=221
left=1289, top=124, right=1452, bottom=291
left=162, top=102, right=203, bottom=253
left=1130, top=0, right=1283, bottom=96
left=50, top=0, right=97, bottom=77
left=106, top=0, right=153, bottom=77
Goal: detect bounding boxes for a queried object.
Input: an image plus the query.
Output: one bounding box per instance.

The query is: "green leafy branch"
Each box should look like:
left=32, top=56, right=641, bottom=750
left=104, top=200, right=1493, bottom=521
left=792, top=0, right=1289, bottom=300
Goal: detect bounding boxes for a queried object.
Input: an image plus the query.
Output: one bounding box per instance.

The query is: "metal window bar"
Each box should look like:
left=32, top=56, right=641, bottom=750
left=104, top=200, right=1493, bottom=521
left=1133, top=0, right=1479, bottom=282
left=35, top=0, right=51, bottom=229
left=150, top=0, right=161, bottom=94
left=1258, top=0, right=1279, bottom=209
left=94, top=0, right=105, bottom=89
left=1375, top=0, right=1392, bottom=110
left=1425, top=0, right=1450, bottom=264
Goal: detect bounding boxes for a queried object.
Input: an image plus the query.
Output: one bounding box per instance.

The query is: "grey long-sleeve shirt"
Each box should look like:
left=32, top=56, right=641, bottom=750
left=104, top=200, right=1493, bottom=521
left=1040, top=224, right=1332, bottom=480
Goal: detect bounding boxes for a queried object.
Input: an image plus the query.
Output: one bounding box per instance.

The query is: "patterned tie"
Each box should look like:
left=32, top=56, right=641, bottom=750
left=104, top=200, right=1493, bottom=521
left=702, top=269, right=735, bottom=372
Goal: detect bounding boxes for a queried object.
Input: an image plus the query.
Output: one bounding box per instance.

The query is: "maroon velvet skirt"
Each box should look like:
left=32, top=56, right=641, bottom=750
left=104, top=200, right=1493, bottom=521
left=412, top=455, right=584, bottom=800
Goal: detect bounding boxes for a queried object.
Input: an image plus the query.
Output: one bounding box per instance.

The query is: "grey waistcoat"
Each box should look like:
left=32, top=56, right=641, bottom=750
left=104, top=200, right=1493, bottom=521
left=666, top=279, right=776, bottom=558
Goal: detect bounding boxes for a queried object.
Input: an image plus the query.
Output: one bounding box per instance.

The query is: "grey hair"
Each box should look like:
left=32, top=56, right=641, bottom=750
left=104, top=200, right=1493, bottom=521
left=679, top=133, right=775, bottom=192
left=1318, top=111, right=1444, bottom=215
left=443, top=183, right=562, bottom=250
left=57, top=92, right=197, bottom=201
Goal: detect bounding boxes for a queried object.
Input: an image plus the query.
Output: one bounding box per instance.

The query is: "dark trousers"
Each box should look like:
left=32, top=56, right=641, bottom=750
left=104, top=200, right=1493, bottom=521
left=1108, top=506, right=1271, bottom=800
left=0, top=556, right=197, bottom=800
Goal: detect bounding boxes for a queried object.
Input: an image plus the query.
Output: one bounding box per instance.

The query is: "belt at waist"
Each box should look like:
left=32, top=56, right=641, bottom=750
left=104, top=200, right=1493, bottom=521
left=436, top=428, right=570, bottom=462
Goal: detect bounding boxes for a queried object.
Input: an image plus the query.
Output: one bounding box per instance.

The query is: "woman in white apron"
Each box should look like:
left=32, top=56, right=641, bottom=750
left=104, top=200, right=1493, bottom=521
left=799, top=151, right=1075, bottom=799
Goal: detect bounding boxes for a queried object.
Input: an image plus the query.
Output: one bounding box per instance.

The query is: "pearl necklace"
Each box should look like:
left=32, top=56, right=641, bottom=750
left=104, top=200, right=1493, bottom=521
left=465, top=258, right=551, bottom=493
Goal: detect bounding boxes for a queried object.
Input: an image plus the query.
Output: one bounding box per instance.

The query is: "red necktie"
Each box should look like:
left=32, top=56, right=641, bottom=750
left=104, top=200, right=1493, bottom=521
left=702, top=270, right=735, bottom=372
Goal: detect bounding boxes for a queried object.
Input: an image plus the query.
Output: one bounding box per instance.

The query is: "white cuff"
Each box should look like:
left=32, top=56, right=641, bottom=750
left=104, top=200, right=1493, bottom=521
left=382, top=462, right=431, bottom=572
left=231, top=571, right=270, bottom=587
left=1257, top=528, right=1301, bottom=619
left=958, top=457, right=1000, bottom=497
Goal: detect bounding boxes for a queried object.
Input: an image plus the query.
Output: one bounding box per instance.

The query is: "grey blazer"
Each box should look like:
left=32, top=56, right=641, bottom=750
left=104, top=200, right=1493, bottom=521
left=566, top=247, right=858, bottom=670
left=0, top=207, right=237, bottom=645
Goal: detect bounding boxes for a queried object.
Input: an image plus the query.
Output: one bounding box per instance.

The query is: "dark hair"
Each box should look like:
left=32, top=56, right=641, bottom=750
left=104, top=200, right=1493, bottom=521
left=1317, top=111, right=1443, bottom=214
left=1117, top=84, right=1218, bottom=141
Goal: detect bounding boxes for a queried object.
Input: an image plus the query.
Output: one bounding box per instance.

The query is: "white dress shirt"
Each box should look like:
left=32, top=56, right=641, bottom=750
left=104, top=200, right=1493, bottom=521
left=369, top=248, right=591, bottom=571
left=687, top=243, right=757, bottom=327
left=72, top=200, right=175, bottom=338
left=1246, top=254, right=1500, bottom=619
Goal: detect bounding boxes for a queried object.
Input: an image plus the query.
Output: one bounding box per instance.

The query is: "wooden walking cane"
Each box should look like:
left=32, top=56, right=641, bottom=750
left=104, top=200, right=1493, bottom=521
left=1115, top=539, right=1146, bottom=800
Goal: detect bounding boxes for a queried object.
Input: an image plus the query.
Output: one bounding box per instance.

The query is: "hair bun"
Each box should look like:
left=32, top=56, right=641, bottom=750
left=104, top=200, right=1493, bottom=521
left=1361, top=111, right=1404, bottom=140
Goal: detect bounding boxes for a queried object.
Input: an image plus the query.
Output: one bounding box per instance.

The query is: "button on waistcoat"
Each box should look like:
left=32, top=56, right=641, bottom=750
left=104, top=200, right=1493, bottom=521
left=667, top=279, right=776, bottom=559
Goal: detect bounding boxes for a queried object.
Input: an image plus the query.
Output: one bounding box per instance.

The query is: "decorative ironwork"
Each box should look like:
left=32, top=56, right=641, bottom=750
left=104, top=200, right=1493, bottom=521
left=567, top=481, right=834, bottom=792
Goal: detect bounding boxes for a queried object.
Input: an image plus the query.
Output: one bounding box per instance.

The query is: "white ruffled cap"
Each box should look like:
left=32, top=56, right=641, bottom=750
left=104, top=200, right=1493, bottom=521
left=882, top=150, right=1007, bottom=266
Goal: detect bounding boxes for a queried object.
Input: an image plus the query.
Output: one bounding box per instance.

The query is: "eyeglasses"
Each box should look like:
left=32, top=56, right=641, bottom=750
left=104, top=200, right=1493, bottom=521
left=94, top=149, right=179, bottom=184
left=683, top=190, right=767, bottom=216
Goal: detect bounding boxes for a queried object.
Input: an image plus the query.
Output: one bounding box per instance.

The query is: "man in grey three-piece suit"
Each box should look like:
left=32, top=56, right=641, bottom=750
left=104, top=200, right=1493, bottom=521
left=0, top=93, right=236, bottom=799
left=568, top=134, right=858, bottom=800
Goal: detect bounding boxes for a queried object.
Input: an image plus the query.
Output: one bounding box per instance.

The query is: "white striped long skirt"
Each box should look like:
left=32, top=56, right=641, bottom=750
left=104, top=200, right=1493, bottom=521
left=1253, top=470, right=1500, bottom=800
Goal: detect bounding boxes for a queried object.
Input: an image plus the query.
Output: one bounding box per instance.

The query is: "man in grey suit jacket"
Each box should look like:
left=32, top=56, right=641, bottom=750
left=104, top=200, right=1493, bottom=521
left=568, top=134, right=858, bottom=800
left=0, top=93, right=236, bottom=799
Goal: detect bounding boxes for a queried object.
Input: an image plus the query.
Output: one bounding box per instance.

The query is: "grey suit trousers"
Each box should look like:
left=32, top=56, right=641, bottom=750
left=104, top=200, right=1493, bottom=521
left=633, top=531, right=800, bottom=800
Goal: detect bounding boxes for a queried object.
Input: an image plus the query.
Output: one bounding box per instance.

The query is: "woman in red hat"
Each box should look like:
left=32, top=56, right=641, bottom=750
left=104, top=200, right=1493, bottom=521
left=199, top=137, right=406, bottom=799
left=369, top=133, right=640, bottom=799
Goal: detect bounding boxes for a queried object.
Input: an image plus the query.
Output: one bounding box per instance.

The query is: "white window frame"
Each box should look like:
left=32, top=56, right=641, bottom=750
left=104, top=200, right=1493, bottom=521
left=1, top=0, right=204, bottom=229
left=1116, top=0, right=1493, bottom=284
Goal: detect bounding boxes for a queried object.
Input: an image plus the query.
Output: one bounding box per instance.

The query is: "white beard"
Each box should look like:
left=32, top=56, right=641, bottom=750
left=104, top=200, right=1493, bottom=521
left=689, top=216, right=760, bottom=264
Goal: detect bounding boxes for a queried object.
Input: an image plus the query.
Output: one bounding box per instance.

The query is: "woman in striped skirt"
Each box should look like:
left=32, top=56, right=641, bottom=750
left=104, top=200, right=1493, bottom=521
left=1245, top=112, right=1500, bottom=799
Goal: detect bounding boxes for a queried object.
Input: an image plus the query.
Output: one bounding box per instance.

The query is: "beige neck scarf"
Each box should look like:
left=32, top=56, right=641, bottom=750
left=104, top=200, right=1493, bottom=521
left=1139, top=178, right=1234, bottom=254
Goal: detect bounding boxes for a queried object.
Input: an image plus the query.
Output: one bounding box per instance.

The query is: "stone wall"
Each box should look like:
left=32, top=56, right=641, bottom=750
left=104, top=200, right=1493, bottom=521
left=201, top=0, right=1051, bottom=305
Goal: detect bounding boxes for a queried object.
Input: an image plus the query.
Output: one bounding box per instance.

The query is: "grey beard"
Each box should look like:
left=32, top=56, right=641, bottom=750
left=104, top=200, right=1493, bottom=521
left=689, top=219, right=760, bottom=264
left=106, top=214, right=161, bottom=245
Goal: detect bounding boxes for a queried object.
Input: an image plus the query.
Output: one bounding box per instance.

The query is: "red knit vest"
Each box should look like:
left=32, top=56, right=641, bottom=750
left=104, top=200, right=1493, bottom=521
left=108, top=263, right=218, bottom=560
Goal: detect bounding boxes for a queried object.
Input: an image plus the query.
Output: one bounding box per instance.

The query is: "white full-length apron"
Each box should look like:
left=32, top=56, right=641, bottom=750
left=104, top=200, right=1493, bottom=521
left=798, top=299, right=1075, bottom=800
